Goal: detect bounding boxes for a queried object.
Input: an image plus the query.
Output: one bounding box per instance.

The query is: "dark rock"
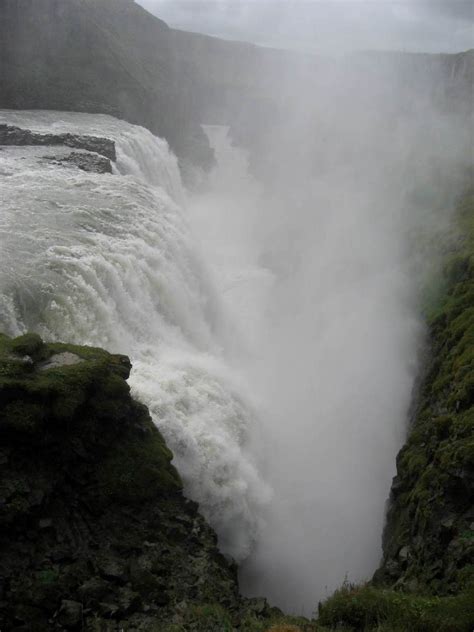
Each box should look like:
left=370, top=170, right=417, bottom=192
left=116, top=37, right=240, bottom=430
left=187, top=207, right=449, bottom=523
left=56, top=600, right=83, bottom=629
left=77, top=577, right=112, bottom=605
left=242, top=597, right=268, bottom=616
left=375, top=192, right=474, bottom=594
left=0, top=125, right=116, bottom=161
left=116, top=587, right=142, bottom=616
left=0, top=333, right=241, bottom=630
left=440, top=516, right=455, bottom=531
left=96, top=601, right=120, bottom=618
left=98, top=558, right=129, bottom=585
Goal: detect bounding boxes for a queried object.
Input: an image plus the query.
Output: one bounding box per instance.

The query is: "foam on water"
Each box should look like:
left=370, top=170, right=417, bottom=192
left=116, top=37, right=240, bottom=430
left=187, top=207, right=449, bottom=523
left=0, top=110, right=270, bottom=561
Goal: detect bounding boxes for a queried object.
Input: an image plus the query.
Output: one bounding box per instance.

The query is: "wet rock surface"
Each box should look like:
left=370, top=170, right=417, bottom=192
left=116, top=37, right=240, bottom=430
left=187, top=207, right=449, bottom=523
left=0, top=124, right=116, bottom=161
left=43, top=151, right=113, bottom=174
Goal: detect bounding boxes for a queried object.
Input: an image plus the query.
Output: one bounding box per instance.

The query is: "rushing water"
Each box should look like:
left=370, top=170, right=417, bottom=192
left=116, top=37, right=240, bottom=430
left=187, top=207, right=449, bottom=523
left=0, top=110, right=270, bottom=562
left=183, top=123, right=423, bottom=611
left=0, top=109, right=461, bottom=613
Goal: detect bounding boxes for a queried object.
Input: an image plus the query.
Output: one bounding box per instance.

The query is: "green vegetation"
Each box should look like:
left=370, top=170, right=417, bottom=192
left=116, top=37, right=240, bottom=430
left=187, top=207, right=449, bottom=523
left=0, top=192, right=472, bottom=630
left=0, top=333, right=238, bottom=630
left=0, top=332, right=181, bottom=496
left=375, top=190, right=474, bottom=595
left=316, top=188, right=474, bottom=631
left=150, top=601, right=322, bottom=632
left=318, top=583, right=474, bottom=632
left=155, top=603, right=234, bottom=632
left=96, top=413, right=182, bottom=504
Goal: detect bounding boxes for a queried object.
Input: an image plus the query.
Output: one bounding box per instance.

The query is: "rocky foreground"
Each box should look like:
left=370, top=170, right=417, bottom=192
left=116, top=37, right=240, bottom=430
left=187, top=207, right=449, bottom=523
left=0, top=334, right=281, bottom=631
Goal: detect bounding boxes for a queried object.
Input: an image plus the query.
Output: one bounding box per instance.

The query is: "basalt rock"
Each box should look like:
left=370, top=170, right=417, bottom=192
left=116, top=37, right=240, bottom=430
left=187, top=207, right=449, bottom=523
left=0, top=333, right=241, bottom=631
left=0, top=124, right=116, bottom=161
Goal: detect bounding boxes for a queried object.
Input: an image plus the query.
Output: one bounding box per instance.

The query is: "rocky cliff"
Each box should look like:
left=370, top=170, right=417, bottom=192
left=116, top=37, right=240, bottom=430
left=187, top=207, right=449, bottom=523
left=0, top=333, right=241, bottom=630
left=375, top=188, right=474, bottom=595
left=0, top=0, right=213, bottom=173
left=0, top=333, right=319, bottom=631
left=3, top=0, right=471, bottom=180
left=316, top=186, right=474, bottom=631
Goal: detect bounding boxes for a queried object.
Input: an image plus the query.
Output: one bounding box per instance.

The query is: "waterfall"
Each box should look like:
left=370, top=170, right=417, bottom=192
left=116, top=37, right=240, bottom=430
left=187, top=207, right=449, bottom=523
left=0, top=110, right=270, bottom=562
left=1, top=107, right=464, bottom=614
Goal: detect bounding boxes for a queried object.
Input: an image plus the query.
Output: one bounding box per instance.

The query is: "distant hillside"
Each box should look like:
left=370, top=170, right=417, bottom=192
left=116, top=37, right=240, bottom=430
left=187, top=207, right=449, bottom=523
left=1, top=0, right=471, bottom=176
left=0, top=0, right=213, bottom=170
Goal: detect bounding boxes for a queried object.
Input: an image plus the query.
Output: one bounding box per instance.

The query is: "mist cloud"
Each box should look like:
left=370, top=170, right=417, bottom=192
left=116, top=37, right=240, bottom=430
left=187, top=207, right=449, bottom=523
left=138, top=0, right=473, bottom=54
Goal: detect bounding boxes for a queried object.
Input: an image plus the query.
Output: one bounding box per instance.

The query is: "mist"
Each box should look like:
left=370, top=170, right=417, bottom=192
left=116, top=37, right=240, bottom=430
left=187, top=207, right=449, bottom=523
left=0, top=0, right=471, bottom=623
left=184, top=41, right=471, bottom=612
left=139, top=0, right=474, bottom=54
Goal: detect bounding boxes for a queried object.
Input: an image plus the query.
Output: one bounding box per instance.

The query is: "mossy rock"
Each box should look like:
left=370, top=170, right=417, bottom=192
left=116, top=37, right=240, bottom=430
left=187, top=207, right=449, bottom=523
left=10, top=333, right=45, bottom=358
left=377, top=189, right=474, bottom=594
left=0, top=332, right=180, bottom=494
left=0, top=333, right=243, bottom=630
left=96, top=414, right=182, bottom=504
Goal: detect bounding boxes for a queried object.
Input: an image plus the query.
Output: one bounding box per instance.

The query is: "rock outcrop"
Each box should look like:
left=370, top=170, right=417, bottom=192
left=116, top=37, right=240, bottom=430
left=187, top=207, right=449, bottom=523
left=43, top=152, right=113, bottom=175
left=0, top=333, right=315, bottom=631
left=0, top=125, right=116, bottom=161
left=375, top=188, right=474, bottom=595
left=0, top=333, right=241, bottom=631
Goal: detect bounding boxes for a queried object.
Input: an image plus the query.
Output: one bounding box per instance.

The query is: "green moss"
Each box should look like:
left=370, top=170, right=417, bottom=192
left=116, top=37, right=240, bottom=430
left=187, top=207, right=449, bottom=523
left=36, top=569, right=59, bottom=585
left=148, top=604, right=233, bottom=632
left=10, top=333, right=45, bottom=359
left=433, top=414, right=453, bottom=438
left=97, top=416, right=182, bottom=504
left=0, top=333, right=181, bottom=500
left=189, top=604, right=234, bottom=631
left=377, top=189, right=474, bottom=594
left=239, top=614, right=320, bottom=631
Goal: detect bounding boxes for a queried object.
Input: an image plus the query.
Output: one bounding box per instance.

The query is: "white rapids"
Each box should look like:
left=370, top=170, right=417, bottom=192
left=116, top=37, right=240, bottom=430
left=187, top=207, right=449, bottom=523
left=0, top=110, right=270, bottom=561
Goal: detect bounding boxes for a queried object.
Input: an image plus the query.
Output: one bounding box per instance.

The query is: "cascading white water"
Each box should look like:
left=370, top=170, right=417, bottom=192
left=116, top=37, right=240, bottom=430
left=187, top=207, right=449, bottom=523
left=0, top=110, right=270, bottom=562
left=187, top=115, right=466, bottom=613
left=0, top=105, right=466, bottom=615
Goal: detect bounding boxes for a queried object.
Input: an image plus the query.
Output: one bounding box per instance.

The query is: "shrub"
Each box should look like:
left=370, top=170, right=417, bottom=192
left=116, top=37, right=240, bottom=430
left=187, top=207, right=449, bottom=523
left=317, top=583, right=474, bottom=631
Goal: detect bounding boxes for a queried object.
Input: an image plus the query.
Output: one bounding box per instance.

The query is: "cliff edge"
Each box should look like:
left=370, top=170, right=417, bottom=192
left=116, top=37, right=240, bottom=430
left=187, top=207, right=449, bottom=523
left=0, top=334, right=240, bottom=630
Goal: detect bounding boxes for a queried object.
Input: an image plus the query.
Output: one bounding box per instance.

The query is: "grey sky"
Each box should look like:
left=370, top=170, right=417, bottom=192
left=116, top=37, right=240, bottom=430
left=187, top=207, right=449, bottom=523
left=137, top=0, right=473, bottom=54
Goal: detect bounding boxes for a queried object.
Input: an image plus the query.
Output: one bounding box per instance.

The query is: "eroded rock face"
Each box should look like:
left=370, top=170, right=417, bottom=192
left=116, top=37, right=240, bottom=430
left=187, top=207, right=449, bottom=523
left=0, top=333, right=240, bottom=631
left=374, top=191, right=474, bottom=595
left=0, top=124, right=116, bottom=161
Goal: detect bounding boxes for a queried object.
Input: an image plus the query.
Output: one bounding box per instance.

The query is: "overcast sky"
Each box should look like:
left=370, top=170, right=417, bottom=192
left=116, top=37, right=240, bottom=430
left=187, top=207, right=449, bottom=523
left=137, top=0, right=473, bottom=54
